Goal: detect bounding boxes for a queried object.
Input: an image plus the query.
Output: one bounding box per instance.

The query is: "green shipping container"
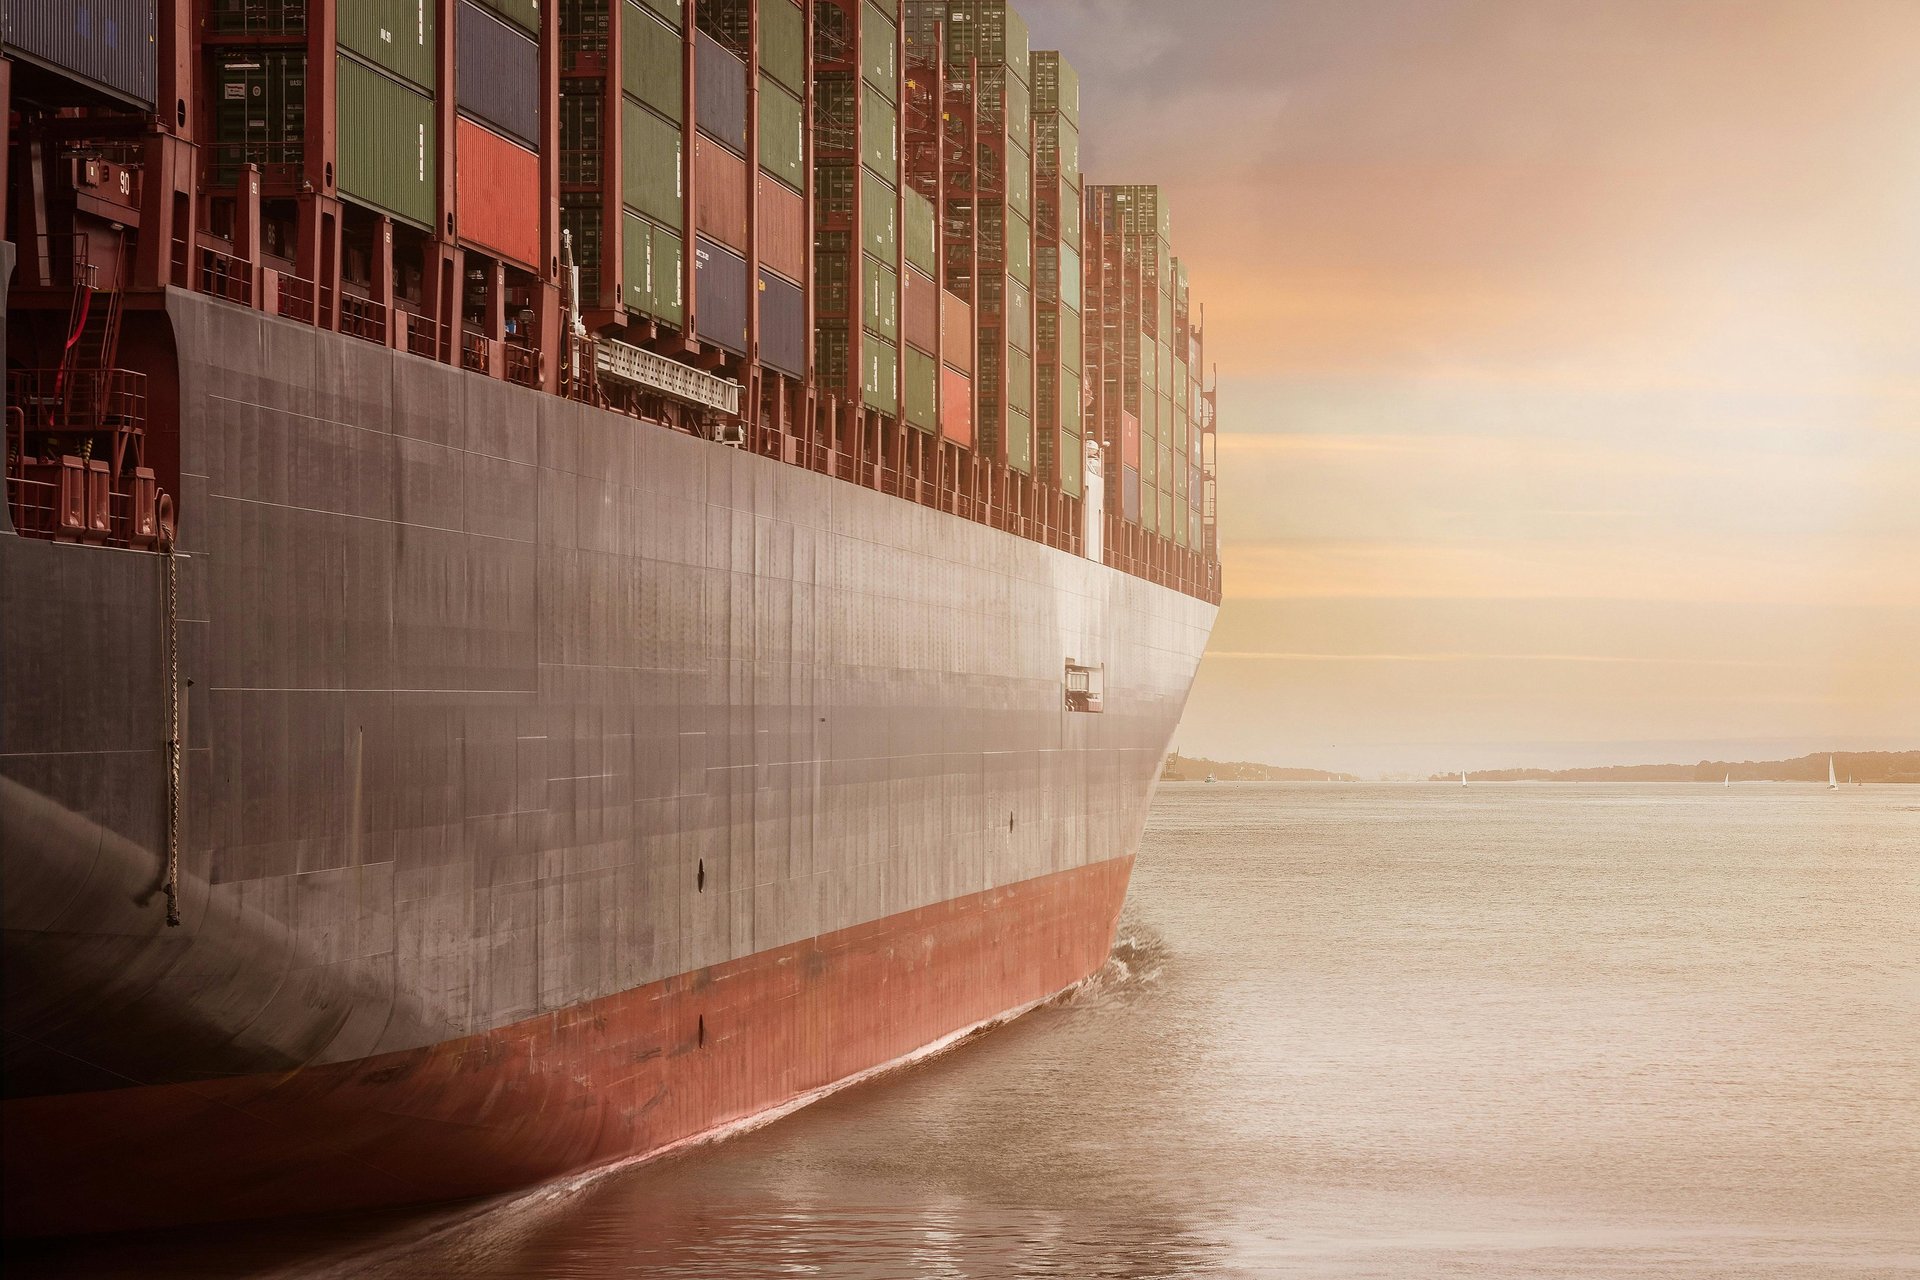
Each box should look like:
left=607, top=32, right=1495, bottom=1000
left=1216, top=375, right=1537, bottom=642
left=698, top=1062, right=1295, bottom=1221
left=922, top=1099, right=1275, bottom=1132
left=1005, top=407, right=1032, bottom=474
left=861, top=167, right=896, bottom=258
left=863, top=333, right=899, bottom=415
left=639, top=0, right=683, bottom=24
left=1006, top=207, right=1031, bottom=282
left=1158, top=339, right=1173, bottom=399
left=1033, top=49, right=1077, bottom=123
left=1007, top=141, right=1031, bottom=220
left=622, top=100, right=684, bottom=228
left=1005, top=73, right=1029, bottom=150
left=862, top=1, right=898, bottom=100
left=759, top=78, right=804, bottom=189
left=862, top=91, right=897, bottom=178
left=336, top=54, right=435, bottom=227
left=904, top=187, right=937, bottom=276
left=623, top=211, right=685, bottom=324
left=472, top=0, right=540, bottom=35
left=1058, top=303, right=1081, bottom=372
left=1006, top=277, right=1030, bottom=352
left=905, top=345, right=937, bottom=432
left=339, top=0, right=435, bottom=92
left=761, top=0, right=804, bottom=91
left=863, top=254, right=898, bottom=341
left=624, top=3, right=684, bottom=121
left=1140, top=333, right=1157, bottom=392
left=1058, top=429, right=1082, bottom=496
left=1059, top=364, right=1082, bottom=436
left=1007, top=345, right=1033, bottom=415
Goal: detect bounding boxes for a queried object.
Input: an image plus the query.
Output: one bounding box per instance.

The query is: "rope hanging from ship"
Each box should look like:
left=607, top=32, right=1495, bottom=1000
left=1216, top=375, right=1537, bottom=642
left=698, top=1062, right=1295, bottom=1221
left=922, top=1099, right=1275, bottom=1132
left=160, top=499, right=182, bottom=927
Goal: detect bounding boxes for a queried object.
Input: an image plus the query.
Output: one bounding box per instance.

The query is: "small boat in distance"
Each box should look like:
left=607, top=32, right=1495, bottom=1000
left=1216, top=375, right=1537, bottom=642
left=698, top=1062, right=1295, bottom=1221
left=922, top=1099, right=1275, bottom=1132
left=1828, top=755, right=1839, bottom=790
left=1205, top=774, right=1217, bottom=784
left=1725, top=773, right=1731, bottom=788
left=1461, top=770, right=1469, bottom=786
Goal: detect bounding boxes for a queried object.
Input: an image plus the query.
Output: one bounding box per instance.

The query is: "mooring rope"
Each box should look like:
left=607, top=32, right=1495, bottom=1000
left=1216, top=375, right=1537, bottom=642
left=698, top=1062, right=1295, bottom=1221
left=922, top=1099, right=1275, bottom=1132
left=162, top=527, right=182, bottom=927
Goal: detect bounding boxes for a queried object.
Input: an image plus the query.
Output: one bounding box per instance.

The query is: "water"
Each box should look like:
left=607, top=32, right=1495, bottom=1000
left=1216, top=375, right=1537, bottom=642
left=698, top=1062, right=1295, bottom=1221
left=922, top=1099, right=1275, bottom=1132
left=15, top=784, right=1920, bottom=1278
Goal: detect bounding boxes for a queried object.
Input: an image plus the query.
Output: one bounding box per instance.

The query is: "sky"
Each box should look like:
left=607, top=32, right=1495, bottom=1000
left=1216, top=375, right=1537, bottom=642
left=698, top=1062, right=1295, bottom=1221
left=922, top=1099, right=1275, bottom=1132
left=1022, top=0, right=1920, bottom=775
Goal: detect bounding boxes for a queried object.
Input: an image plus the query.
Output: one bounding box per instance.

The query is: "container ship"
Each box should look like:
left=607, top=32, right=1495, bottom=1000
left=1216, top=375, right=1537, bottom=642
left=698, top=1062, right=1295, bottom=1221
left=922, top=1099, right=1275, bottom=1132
left=0, top=0, right=1220, bottom=1235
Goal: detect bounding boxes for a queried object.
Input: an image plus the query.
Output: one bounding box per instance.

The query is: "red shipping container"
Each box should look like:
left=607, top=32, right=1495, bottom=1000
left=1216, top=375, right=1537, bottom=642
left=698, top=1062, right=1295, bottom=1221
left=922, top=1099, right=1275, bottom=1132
left=941, top=364, right=974, bottom=447
left=903, top=266, right=938, bottom=354
left=695, top=135, right=749, bottom=253
left=456, top=117, right=541, bottom=269
left=1121, top=410, right=1141, bottom=468
left=758, top=175, right=806, bottom=284
left=941, top=289, right=973, bottom=373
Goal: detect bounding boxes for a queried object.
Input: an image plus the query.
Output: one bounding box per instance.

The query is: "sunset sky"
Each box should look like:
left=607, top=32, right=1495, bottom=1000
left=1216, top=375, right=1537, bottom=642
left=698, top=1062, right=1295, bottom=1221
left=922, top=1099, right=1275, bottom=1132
left=1024, top=0, right=1920, bottom=774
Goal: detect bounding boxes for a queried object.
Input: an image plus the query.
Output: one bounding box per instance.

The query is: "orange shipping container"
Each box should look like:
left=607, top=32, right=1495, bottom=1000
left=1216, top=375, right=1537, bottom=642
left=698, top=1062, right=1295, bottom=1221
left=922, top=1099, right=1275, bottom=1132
left=758, top=175, right=806, bottom=284
left=694, top=135, right=749, bottom=253
left=903, top=267, right=938, bottom=354
left=941, top=289, right=973, bottom=373
left=456, top=117, right=541, bottom=269
left=941, top=364, right=974, bottom=447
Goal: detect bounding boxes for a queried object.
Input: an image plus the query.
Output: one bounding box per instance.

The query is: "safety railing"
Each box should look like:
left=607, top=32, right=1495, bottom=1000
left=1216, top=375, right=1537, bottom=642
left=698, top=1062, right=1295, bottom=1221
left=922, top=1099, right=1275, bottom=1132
left=199, top=245, right=252, bottom=305
left=339, top=294, right=388, bottom=345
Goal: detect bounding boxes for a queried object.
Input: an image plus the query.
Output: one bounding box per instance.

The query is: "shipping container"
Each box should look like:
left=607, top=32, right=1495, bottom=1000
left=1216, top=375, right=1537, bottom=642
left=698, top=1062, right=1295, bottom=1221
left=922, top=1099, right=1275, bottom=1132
left=758, top=174, right=807, bottom=283
left=3, top=0, right=156, bottom=106
left=1005, top=407, right=1032, bottom=474
left=639, top=0, right=682, bottom=22
left=942, top=290, right=974, bottom=373
left=695, top=236, right=749, bottom=352
left=1058, top=364, right=1081, bottom=435
left=759, top=78, right=805, bottom=190
left=1032, top=49, right=1077, bottom=123
left=471, top=0, right=540, bottom=35
left=337, top=53, right=436, bottom=227
left=626, top=218, right=684, bottom=323
left=903, top=188, right=937, bottom=277
left=1120, top=464, right=1141, bottom=523
left=902, top=266, right=938, bottom=353
left=1057, top=429, right=1082, bottom=496
left=340, top=0, right=435, bottom=92
left=759, top=269, right=806, bottom=376
left=210, top=48, right=306, bottom=187
left=1006, top=346, right=1032, bottom=415
left=863, top=334, right=899, bottom=415
left=1005, top=208, right=1031, bottom=282
left=457, top=1, right=541, bottom=148
left=623, top=1, right=684, bottom=121
left=861, top=1, right=898, bottom=99
left=861, top=168, right=897, bottom=258
left=861, top=91, right=897, bottom=177
left=622, top=101, right=684, bottom=228
left=1121, top=409, right=1140, bottom=469
left=761, top=0, right=806, bottom=92
left=1007, top=141, right=1031, bottom=220
left=905, top=346, right=938, bottom=432
left=1005, top=277, right=1030, bottom=352
left=863, top=255, right=899, bottom=341
left=941, top=364, right=974, bottom=446
left=694, top=134, right=749, bottom=251
left=946, top=1, right=1028, bottom=85
left=695, top=30, right=748, bottom=153
left=457, top=118, right=542, bottom=267
left=1004, top=73, right=1030, bottom=150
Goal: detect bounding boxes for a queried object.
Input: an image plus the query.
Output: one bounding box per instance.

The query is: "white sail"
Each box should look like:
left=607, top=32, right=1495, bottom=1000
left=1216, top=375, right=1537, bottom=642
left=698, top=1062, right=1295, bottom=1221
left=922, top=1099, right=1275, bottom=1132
left=1461, top=770, right=1468, bottom=786
left=1828, top=755, right=1838, bottom=789
left=1724, top=773, right=1730, bottom=787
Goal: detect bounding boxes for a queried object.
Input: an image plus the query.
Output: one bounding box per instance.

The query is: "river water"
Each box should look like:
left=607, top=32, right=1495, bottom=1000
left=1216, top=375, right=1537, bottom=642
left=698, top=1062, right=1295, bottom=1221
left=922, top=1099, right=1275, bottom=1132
left=16, top=784, right=1920, bottom=1278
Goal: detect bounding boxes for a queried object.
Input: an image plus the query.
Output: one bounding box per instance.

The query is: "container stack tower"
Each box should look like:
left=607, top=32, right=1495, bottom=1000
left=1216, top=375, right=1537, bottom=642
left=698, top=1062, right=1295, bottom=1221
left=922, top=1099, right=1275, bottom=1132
left=1031, top=48, right=1082, bottom=543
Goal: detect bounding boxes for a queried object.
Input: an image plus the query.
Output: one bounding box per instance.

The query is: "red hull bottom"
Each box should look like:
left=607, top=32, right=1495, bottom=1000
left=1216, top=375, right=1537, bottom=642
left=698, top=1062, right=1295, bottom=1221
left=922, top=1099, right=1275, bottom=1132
left=3, top=857, right=1133, bottom=1237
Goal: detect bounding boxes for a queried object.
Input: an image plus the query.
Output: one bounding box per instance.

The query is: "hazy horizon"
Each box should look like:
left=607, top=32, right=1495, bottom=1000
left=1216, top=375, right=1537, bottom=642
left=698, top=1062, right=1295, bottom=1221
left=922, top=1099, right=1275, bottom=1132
left=1022, top=0, right=1920, bottom=776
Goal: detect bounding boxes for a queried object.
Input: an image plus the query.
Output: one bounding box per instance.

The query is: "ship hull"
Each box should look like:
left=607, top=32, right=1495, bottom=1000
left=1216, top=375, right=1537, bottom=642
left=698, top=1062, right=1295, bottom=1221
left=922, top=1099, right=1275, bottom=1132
left=2, top=855, right=1130, bottom=1236
left=2, top=290, right=1213, bottom=1235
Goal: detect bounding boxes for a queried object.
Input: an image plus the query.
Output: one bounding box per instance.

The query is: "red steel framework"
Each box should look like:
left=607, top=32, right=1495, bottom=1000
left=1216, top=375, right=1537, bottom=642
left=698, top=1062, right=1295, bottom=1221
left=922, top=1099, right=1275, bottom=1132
left=3, top=0, right=1218, bottom=604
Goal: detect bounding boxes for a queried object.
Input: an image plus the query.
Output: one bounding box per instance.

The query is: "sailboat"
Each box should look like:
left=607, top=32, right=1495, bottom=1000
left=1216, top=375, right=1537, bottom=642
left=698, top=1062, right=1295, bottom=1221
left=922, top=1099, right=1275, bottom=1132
left=1461, top=770, right=1468, bottom=787
left=1828, top=755, right=1838, bottom=790
left=1724, top=773, right=1730, bottom=788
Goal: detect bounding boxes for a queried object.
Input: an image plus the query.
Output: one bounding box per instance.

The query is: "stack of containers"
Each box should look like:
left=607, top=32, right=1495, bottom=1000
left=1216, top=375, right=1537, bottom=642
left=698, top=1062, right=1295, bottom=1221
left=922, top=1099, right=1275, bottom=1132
left=452, top=2, right=545, bottom=271
left=618, top=0, right=687, bottom=326
left=757, top=0, right=809, bottom=376
left=691, top=12, right=752, bottom=354
left=901, top=185, right=941, bottom=431
left=1031, top=50, right=1081, bottom=499
left=859, top=1, right=901, bottom=417
left=1087, top=183, right=1175, bottom=535
left=813, top=1, right=904, bottom=420
left=903, top=1, right=979, bottom=448
left=1185, top=269, right=1206, bottom=548
left=333, top=0, right=438, bottom=230
left=940, top=0, right=1033, bottom=474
